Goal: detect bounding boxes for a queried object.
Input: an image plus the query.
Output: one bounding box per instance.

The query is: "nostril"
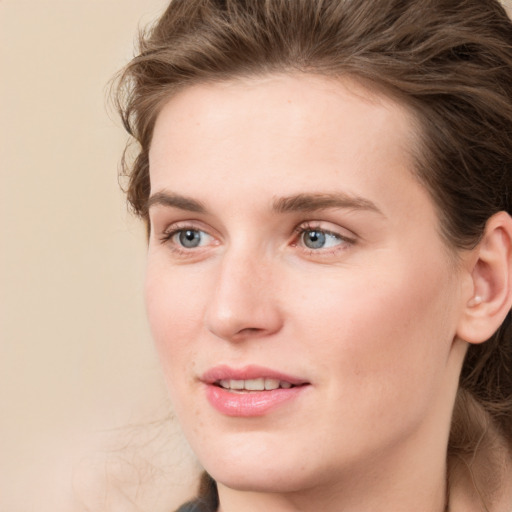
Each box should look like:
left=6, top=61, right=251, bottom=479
left=239, top=327, right=263, bottom=334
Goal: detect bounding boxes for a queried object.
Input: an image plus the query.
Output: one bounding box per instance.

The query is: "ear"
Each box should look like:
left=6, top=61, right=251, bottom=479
left=457, top=211, right=512, bottom=344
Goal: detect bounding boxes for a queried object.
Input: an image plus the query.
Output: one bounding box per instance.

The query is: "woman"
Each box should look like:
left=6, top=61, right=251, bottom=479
left=114, top=0, right=512, bottom=510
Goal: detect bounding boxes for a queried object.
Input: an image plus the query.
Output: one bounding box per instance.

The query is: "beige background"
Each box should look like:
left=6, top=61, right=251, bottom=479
left=1, top=1, right=511, bottom=511
left=1, top=1, right=199, bottom=511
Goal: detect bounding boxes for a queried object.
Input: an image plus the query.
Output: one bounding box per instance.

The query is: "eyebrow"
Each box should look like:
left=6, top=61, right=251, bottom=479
left=147, top=190, right=383, bottom=216
left=147, top=191, right=207, bottom=213
left=273, top=193, right=383, bottom=215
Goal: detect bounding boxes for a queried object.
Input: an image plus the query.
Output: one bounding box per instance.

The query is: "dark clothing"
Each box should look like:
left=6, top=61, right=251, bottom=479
left=175, top=498, right=216, bottom=512
left=175, top=472, right=218, bottom=512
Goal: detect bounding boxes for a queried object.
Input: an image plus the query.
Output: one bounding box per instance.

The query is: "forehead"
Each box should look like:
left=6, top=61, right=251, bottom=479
left=149, top=74, right=422, bottom=213
left=150, top=74, right=416, bottom=152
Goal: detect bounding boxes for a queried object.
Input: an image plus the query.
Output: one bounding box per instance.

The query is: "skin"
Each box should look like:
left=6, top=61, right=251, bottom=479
left=145, top=74, right=487, bottom=512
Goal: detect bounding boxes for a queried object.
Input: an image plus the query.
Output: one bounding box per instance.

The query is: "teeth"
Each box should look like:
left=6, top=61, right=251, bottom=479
left=230, top=379, right=245, bottom=390
left=245, top=378, right=265, bottom=391
left=217, top=378, right=294, bottom=391
left=264, top=378, right=280, bottom=390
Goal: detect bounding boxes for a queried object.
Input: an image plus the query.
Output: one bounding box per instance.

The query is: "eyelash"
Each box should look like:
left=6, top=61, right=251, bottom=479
left=158, top=221, right=356, bottom=256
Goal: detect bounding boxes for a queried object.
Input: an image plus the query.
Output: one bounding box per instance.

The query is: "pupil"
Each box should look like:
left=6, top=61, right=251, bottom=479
left=304, top=230, right=325, bottom=249
left=179, top=230, right=201, bottom=248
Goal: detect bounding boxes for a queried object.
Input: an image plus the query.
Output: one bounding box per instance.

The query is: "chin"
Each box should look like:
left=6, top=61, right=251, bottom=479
left=195, top=436, right=328, bottom=495
left=208, top=464, right=313, bottom=494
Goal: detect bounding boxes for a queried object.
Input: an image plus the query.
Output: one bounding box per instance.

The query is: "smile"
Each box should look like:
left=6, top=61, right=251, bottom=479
left=216, top=378, right=294, bottom=391
left=202, top=365, right=310, bottom=416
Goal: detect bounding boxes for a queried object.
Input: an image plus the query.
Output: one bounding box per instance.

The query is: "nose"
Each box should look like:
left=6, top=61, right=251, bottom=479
left=204, top=249, right=284, bottom=342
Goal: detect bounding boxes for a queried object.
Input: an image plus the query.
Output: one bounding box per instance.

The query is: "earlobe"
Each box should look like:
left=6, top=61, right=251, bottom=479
left=456, top=211, right=512, bottom=345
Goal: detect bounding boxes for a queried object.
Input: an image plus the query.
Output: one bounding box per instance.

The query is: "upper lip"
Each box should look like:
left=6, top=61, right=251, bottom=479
left=201, top=364, right=309, bottom=386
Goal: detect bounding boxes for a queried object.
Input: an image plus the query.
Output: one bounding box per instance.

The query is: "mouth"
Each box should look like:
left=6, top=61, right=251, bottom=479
left=215, top=377, right=298, bottom=392
left=202, top=364, right=309, bottom=389
left=202, top=365, right=310, bottom=416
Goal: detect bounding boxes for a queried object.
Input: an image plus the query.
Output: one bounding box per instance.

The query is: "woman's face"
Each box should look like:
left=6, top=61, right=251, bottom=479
left=146, top=75, right=469, bottom=493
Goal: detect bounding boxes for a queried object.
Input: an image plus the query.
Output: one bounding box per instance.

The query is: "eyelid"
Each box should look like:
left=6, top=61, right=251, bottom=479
left=156, top=218, right=214, bottom=238
left=293, top=221, right=357, bottom=240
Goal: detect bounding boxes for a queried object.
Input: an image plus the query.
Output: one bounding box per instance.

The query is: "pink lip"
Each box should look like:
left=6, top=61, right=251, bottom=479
left=201, top=364, right=308, bottom=385
left=201, top=365, right=310, bottom=417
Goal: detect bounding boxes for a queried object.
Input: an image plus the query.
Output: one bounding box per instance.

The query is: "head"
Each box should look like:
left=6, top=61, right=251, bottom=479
left=114, top=0, right=512, bottom=501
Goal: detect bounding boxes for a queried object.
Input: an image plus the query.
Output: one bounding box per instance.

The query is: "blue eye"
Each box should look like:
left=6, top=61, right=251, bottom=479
left=178, top=229, right=202, bottom=248
left=301, top=229, right=342, bottom=249
left=170, top=229, right=212, bottom=249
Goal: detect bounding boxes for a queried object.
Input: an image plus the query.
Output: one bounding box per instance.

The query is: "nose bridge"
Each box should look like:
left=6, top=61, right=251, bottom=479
left=205, top=243, right=282, bottom=341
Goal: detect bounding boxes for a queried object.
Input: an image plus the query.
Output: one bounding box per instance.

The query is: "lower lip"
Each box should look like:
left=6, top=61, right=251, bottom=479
left=205, top=384, right=307, bottom=417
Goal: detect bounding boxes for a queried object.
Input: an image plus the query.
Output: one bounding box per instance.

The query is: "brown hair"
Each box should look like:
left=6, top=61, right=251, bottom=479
left=114, top=0, right=512, bottom=499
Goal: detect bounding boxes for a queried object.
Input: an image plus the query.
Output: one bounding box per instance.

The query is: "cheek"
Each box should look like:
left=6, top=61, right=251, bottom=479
left=144, top=260, right=207, bottom=386
left=291, top=256, right=458, bottom=415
